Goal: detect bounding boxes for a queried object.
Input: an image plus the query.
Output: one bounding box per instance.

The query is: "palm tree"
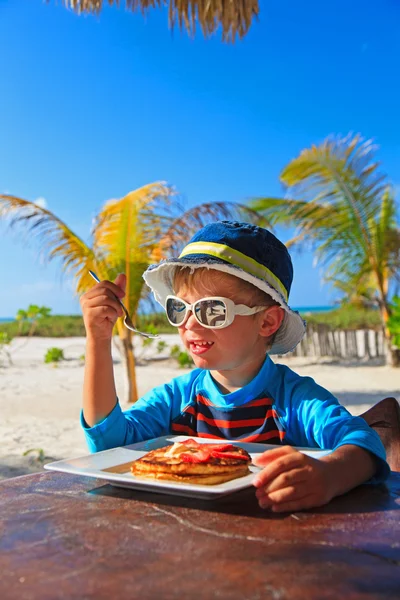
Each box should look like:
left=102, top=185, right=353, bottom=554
left=59, top=0, right=259, bottom=41
left=250, top=133, right=400, bottom=364
left=16, top=305, right=52, bottom=336
left=0, top=182, right=262, bottom=401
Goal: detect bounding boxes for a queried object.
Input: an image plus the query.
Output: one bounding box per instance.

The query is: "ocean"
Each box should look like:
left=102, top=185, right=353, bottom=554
left=294, top=306, right=335, bottom=314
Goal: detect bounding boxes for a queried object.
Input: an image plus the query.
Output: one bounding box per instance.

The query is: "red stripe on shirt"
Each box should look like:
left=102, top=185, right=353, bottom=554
left=197, top=410, right=278, bottom=429
left=246, top=397, right=274, bottom=407
left=196, top=432, right=225, bottom=439
left=197, top=394, right=273, bottom=409
left=240, top=430, right=286, bottom=443
left=171, top=423, right=196, bottom=435
left=196, top=394, right=214, bottom=407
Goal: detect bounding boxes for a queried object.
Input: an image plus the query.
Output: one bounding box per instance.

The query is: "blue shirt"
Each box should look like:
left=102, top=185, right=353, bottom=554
left=81, top=354, right=390, bottom=482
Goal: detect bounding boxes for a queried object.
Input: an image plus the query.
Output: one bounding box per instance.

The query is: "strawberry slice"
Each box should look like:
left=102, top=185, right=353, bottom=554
left=210, top=450, right=249, bottom=460
left=179, top=440, right=234, bottom=452
left=180, top=439, right=202, bottom=447
left=203, top=443, right=234, bottom=452
left=181, top=449, right=211, bottom=463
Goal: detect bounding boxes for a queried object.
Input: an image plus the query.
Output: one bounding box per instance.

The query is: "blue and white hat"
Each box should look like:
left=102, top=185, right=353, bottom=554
left=143, top=220, right=306, bottom=354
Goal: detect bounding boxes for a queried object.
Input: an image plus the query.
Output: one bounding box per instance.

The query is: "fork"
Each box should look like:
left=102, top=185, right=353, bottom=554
left=88, top=271, right=159, bottom=339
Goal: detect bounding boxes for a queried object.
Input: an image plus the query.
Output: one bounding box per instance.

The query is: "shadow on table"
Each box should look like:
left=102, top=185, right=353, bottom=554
left=88, top=477, right=400, bottom=519
left=0, top=456, right=57, bottom=481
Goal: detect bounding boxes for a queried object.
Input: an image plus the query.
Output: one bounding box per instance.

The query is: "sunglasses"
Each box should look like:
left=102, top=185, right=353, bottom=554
left=165, top=295, right=269, bottom=330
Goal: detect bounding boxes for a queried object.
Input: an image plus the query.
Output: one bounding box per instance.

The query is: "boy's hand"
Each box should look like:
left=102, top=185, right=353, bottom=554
left=252, top=446, right=335, bottom=513
left=80, top=274, right=126, bottom=341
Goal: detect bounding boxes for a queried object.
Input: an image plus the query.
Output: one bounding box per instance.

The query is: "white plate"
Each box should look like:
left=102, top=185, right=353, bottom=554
left=44, top=435, right=332, bottom=500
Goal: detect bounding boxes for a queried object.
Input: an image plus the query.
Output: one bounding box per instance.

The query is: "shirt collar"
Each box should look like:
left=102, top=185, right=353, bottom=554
left=202, top=354, right=275, bottom=408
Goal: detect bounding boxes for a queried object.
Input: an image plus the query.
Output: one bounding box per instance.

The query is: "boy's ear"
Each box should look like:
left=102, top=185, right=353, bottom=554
left=258, top=306, right=285, bottom=338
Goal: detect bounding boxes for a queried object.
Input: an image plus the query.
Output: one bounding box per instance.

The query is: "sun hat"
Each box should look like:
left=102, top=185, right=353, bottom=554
left=143, top=220, right=306, bottom=354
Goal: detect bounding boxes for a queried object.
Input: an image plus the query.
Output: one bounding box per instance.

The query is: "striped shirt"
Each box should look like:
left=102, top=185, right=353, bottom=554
left=171, top=393, right=285, bottom=443
left=82, top=354, right=390, bottom=483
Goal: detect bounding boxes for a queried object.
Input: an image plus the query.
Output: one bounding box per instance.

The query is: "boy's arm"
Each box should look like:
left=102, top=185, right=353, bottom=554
left=81, top=370, right=199, bottom=452
left=319, top=443, right=377, bottom=493
left=79, top=273, right=199, bottom=453
left=80, top=272, right=182, bottom=452
left=83, top=337, right=118, bottom=427
left=80, top=275, right=125, bottom=427
left=278, top=372, right=390, bottom=482
left=252, top=443, right=377, bottom=513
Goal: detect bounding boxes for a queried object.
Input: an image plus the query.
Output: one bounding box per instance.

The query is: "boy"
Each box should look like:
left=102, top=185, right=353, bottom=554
left=80, top=220, right=389, bottom=512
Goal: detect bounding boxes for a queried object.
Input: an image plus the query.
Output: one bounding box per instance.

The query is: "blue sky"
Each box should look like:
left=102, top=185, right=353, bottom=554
left=0, top=0, right=399, bottom=317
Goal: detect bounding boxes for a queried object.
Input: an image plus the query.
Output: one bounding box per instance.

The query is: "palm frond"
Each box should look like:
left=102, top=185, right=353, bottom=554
left=251, top=135, right=392, bottom=261
left=249, top=134, right=400, bottom=319
left=368, top=188, right=400, bottom=294
left=60, top=0, right=259, bottom=41
left=157, top=202, right=265, bottom=255
left=0, top=194, right=96, bottom=292
left=92, top=182, right=176, bottom=313
left=251, top=197, right=351, bottom=252
left=374, top=188, right=397, bottom=263
left=279, top=133, right=388, bottom=252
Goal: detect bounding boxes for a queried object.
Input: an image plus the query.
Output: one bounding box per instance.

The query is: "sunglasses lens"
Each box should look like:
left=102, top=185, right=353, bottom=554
left=194, top=300, right=227, bottom=327
left=166, top=298, right=187, bottom=326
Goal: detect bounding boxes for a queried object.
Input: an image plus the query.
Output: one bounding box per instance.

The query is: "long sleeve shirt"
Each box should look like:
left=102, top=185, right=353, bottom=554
left=81, top=354, right=390, bottom=483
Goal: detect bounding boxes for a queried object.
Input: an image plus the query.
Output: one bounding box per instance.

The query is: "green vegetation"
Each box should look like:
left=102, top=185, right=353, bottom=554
left=136, top=312, right=176, bottom=333
left=156, top=340, right=167, bottom=353
left=387, top=297, right=400, bottom=348
left=0, top=312, right=175, bottom=339
left=0, top=331, right=13, bottom=365
left=169, top=343, right=193, bottom=368
left=23, top=448, right=46, bottom=463
left=170, top=344, right=181, bottom=359
left=176, top=351, right=194, bottom=368
left=0, top=306, right=384, bottom=339
left=0, top=315, right=86, bottom=337
left=16, top=305, right=51, bottom=335
left=302, top=305, right=382, bottom=330
left=44, top=347, right=65, bottom=363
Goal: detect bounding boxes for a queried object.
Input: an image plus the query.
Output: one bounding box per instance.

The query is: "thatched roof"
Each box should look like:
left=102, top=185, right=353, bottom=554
left=61, top=1, right=259, bottom=41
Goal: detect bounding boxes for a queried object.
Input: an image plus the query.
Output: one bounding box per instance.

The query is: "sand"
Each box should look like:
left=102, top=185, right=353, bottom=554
left=1, top=335, right=399, bottom=480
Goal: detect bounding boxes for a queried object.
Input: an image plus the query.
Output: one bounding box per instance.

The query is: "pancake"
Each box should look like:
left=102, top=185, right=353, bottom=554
left=133, top=468, right=250, bottom=485
left=131, top=439, right=251, bottom=485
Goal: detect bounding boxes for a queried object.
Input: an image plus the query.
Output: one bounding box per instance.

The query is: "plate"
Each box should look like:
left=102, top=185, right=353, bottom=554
left=44, top=435, right=332, bottom=500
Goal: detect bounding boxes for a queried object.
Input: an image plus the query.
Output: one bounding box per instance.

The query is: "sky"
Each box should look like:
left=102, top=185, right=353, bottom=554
left=0, top=0, right=399, bottom=317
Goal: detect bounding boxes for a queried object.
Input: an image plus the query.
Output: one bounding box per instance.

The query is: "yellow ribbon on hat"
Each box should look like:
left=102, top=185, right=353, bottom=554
left=179, top=241, right=288, bottom=301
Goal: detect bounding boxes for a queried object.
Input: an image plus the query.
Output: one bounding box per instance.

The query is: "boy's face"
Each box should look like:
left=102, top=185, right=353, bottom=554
left=174, top=271, right=283, bottom=376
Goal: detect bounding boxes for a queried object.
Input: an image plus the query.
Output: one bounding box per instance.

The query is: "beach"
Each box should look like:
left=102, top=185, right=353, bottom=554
left=1, top=335, right=399, bottom=480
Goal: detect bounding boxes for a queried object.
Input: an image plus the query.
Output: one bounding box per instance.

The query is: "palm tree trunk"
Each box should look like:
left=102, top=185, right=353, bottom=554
left=28, top=320, right=37, bottom=337
left=123, top=332, right=139, bottom=403
left=116, top=322, right=139, bottom=403
left=390, top=348, right=400, bottom=367
left=376, top=282, right=399, bottom=366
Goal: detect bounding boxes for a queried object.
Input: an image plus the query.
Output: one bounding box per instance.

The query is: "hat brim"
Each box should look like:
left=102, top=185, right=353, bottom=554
left=143, top=258, right=306, bottom=355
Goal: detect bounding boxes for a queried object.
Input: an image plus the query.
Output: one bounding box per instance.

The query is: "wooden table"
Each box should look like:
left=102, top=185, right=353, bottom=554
left=1, top=471, right=400, bottom=599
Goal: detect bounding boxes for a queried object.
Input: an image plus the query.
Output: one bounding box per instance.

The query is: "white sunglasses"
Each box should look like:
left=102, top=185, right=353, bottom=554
left=165, top=295, right=269, bottom=330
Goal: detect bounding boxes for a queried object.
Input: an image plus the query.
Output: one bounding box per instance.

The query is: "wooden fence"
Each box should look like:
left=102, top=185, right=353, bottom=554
left=287, top=325, right=386, bottom=359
